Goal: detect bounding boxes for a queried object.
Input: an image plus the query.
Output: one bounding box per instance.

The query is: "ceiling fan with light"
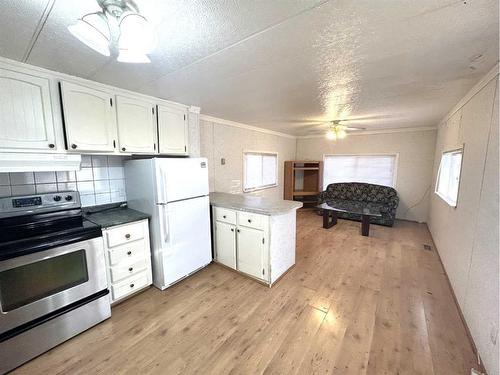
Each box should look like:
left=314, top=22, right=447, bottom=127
left=294, top=119, right=366, bottom=140
left=68, top=0, right=156, bottom=63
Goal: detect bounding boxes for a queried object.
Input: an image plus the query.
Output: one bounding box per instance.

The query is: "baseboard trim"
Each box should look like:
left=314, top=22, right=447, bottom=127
left=425, top=225, right=487, bottom=374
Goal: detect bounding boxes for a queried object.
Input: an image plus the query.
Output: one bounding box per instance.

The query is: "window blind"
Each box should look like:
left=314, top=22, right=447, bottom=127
left=323, top=154, right=397, bottom=189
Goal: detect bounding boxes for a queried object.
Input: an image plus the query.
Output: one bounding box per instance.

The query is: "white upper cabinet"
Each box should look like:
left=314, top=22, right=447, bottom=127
left=116, top=95, right=156, bottom=154
left=157, top=104, right=188, bottom=155
left=0, top=68, right=56, bottom=151
left=60, top=81, right=117, bottom=152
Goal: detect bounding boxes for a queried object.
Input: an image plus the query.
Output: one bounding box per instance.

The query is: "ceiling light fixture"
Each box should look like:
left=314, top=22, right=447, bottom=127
left=325, top=121, right=348, bottom=140
left=68, top=0, right=156, bottom=63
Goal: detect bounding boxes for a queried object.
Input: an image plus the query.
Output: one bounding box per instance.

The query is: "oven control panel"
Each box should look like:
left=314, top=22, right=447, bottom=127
left=0, top=191, right=81, bottom=218
left=12, top=196, right=43, bottom=208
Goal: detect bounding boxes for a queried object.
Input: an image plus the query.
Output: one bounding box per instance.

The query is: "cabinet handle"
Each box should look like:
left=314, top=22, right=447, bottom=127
left=125, top=233, right=131, bottom=239
left=248, top=219, right=252, bottom=223
left=223, top=215, right=226, bottom=219
left=230, top=228, right=234, bottom=232
left=48, top=143, right=55, bottom=149
left=121, top=147, right=126, bottom=152
left=71, top=144, right=77, bottom=149
left=128, top=267, right=133, bottom=272
left=130, top=283, right=135, bottom=288
left=237, top=229, right=240, bottom=233
left=127, top=251, right=132, bottom=255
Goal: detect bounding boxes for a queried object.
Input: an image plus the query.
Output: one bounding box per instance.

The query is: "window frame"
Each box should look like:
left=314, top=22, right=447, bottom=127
left=322, top=153, right=399, bottom=189
left=242, top=150, right=279, bottom=193
left=434, top=146, right=464, bottom=208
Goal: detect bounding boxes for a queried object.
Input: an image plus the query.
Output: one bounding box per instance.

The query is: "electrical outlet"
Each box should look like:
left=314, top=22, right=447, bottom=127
left=221, top=158, right=226, bottom=165
left=490, top=322, right=498, bottom=345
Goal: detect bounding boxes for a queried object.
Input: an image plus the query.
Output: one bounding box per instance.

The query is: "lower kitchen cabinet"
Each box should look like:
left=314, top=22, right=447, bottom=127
left=214, top=221, right=237, bottom=268
left=101, top=219, right=153, bottom=304
left=236, top=226, right=267, bottom=280
left=212, top=206, right=294, bottom=285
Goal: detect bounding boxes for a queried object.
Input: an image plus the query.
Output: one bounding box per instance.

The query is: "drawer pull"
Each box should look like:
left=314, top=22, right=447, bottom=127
left=127, top=251, right=132, bottom=255
left=237, top=229, right=240, bottom=233
left=125, top=233, right=131, bottom=239
left=128, top=267, right=133, bottom=272
left=130, top=283, right=135, bottom=288
left=223, top=215, right=227, bottom=219
left=248, top=219, right=252, bottom=223
left=231, top=228, right=234, bottom=232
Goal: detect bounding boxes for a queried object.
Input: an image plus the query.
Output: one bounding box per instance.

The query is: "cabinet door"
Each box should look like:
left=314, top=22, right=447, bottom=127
left=215, top=221, right=236, bottom=269
left=237, top=226, right=267, bottom=280
left=0, top=68, right=56, bottom=151
left=157, top=104, right=188, bottom=155
left=60, top=81, right=117, bottom=152
left=116, top=95, right=156, bottom=154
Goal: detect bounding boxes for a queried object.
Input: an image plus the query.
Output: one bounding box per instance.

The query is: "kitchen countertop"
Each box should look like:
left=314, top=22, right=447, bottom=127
left=209, top=192, right=303, bottom=215
left=84, top=205, right=150, bottom=228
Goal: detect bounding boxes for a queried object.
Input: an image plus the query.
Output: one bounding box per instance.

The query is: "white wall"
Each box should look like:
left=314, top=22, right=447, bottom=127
left=200, top=117, right=296, bottom=200
left=428, top=71, right=499, bottom=375
left=296, top=129, right=437, bottom=222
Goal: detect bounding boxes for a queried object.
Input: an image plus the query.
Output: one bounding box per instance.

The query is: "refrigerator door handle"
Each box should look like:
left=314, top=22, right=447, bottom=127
left=157, top=164, right=168, bottom=204
left=160, top=205, right=170, bottom=244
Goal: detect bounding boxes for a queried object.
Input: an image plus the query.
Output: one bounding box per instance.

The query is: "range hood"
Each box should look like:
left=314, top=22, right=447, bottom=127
left=0, top=153, right=81, bottom=173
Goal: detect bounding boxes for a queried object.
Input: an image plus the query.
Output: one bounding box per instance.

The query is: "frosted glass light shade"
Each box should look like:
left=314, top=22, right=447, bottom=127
left=68, top=13, right=110, bottom=56
left=117, top=49, right=151, bottom=63
left=119, top=13, right=156, bottom=53
left=326, top=129, right=337, bottom=140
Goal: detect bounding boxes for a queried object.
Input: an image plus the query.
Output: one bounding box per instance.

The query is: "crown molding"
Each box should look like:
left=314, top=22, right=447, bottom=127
left=441, top=62, right=499, bottom=124
left=199, top=114, right=297, bottom=139
left=296, top=126, right=437, bottom=139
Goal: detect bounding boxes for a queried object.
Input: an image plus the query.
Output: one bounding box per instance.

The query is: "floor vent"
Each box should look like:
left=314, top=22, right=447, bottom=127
left=423, top=244, right=433, bottom=251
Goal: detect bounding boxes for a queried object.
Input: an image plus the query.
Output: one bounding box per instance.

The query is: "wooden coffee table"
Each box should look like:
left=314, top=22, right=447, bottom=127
left=317, top=199, right=382, bottom=236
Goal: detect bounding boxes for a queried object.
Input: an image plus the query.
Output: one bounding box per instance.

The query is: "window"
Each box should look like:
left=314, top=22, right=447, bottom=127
left=323, top=154, right=397, bottom=189
left=435, top=148, right=463, bottom=207
left=243, top=152, right=278, bottom=192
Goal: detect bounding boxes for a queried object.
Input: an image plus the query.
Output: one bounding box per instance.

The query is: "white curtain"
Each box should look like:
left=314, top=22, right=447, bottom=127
left=323, top=154, right=397, bottom=189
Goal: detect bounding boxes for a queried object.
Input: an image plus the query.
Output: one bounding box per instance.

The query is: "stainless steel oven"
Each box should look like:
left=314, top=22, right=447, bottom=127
left=0, top=237, right=107, bottom=334
left=0, top=192, right=111, bottom=374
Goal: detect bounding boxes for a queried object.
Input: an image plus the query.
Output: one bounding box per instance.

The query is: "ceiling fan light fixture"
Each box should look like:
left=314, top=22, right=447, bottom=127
left=118, top=13, right=156, bottom=54
left=68, top=13, right=111, bottom=56
left=326, top=129, right=337, bottom=140
left=337, top=129, right=347, bottom=139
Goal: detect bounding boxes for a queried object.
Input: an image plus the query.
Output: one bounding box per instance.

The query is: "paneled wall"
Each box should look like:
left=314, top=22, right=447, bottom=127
left=200, top=118, right=296, bottom=200
left=296, top=129, right=437, bottom=222
left=0, top=155, right=127, bottom=207
left=428, top=73, right=499, bottom=375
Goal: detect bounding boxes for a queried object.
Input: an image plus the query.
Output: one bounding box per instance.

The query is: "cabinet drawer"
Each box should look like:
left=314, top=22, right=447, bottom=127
left=238, top=211, right=266, bottom=230
left=106, top=221, right=144, bottom=248
left=214, top=207, right=236, bottom=224
left=111, top=271, right=149, bottom=301
left=110, top=258, right=148, bottom=283
left=108, top=240, right=146, bottom=266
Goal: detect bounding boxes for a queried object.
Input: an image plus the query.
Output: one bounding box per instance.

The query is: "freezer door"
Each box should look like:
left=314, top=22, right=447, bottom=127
left=158, top=195, right=212, bottom=288
left=154, top=158, right=209, bottom=203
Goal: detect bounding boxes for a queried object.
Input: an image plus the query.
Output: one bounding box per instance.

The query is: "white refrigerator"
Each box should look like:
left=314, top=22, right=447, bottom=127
left=124, top=157, right=212, bottom=290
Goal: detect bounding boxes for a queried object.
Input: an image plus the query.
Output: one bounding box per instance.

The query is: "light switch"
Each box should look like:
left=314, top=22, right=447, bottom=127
left=221, top=158, right=226, bottom=165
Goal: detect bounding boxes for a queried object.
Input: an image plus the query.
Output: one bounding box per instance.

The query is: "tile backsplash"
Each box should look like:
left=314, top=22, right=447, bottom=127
left=0, top=155, right=127, bottom=207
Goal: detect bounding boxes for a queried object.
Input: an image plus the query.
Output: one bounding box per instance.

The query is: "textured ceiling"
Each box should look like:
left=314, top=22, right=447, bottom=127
left=0, top=0, right=498, bottom=135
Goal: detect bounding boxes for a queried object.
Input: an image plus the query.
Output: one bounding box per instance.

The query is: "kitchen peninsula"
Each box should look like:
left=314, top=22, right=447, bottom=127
left=210, top=192, right=302, bottom=286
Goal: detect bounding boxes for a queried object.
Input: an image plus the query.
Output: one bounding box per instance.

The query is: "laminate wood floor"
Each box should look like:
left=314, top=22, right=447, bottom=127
left=14, top=212, right=478, bottom=375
